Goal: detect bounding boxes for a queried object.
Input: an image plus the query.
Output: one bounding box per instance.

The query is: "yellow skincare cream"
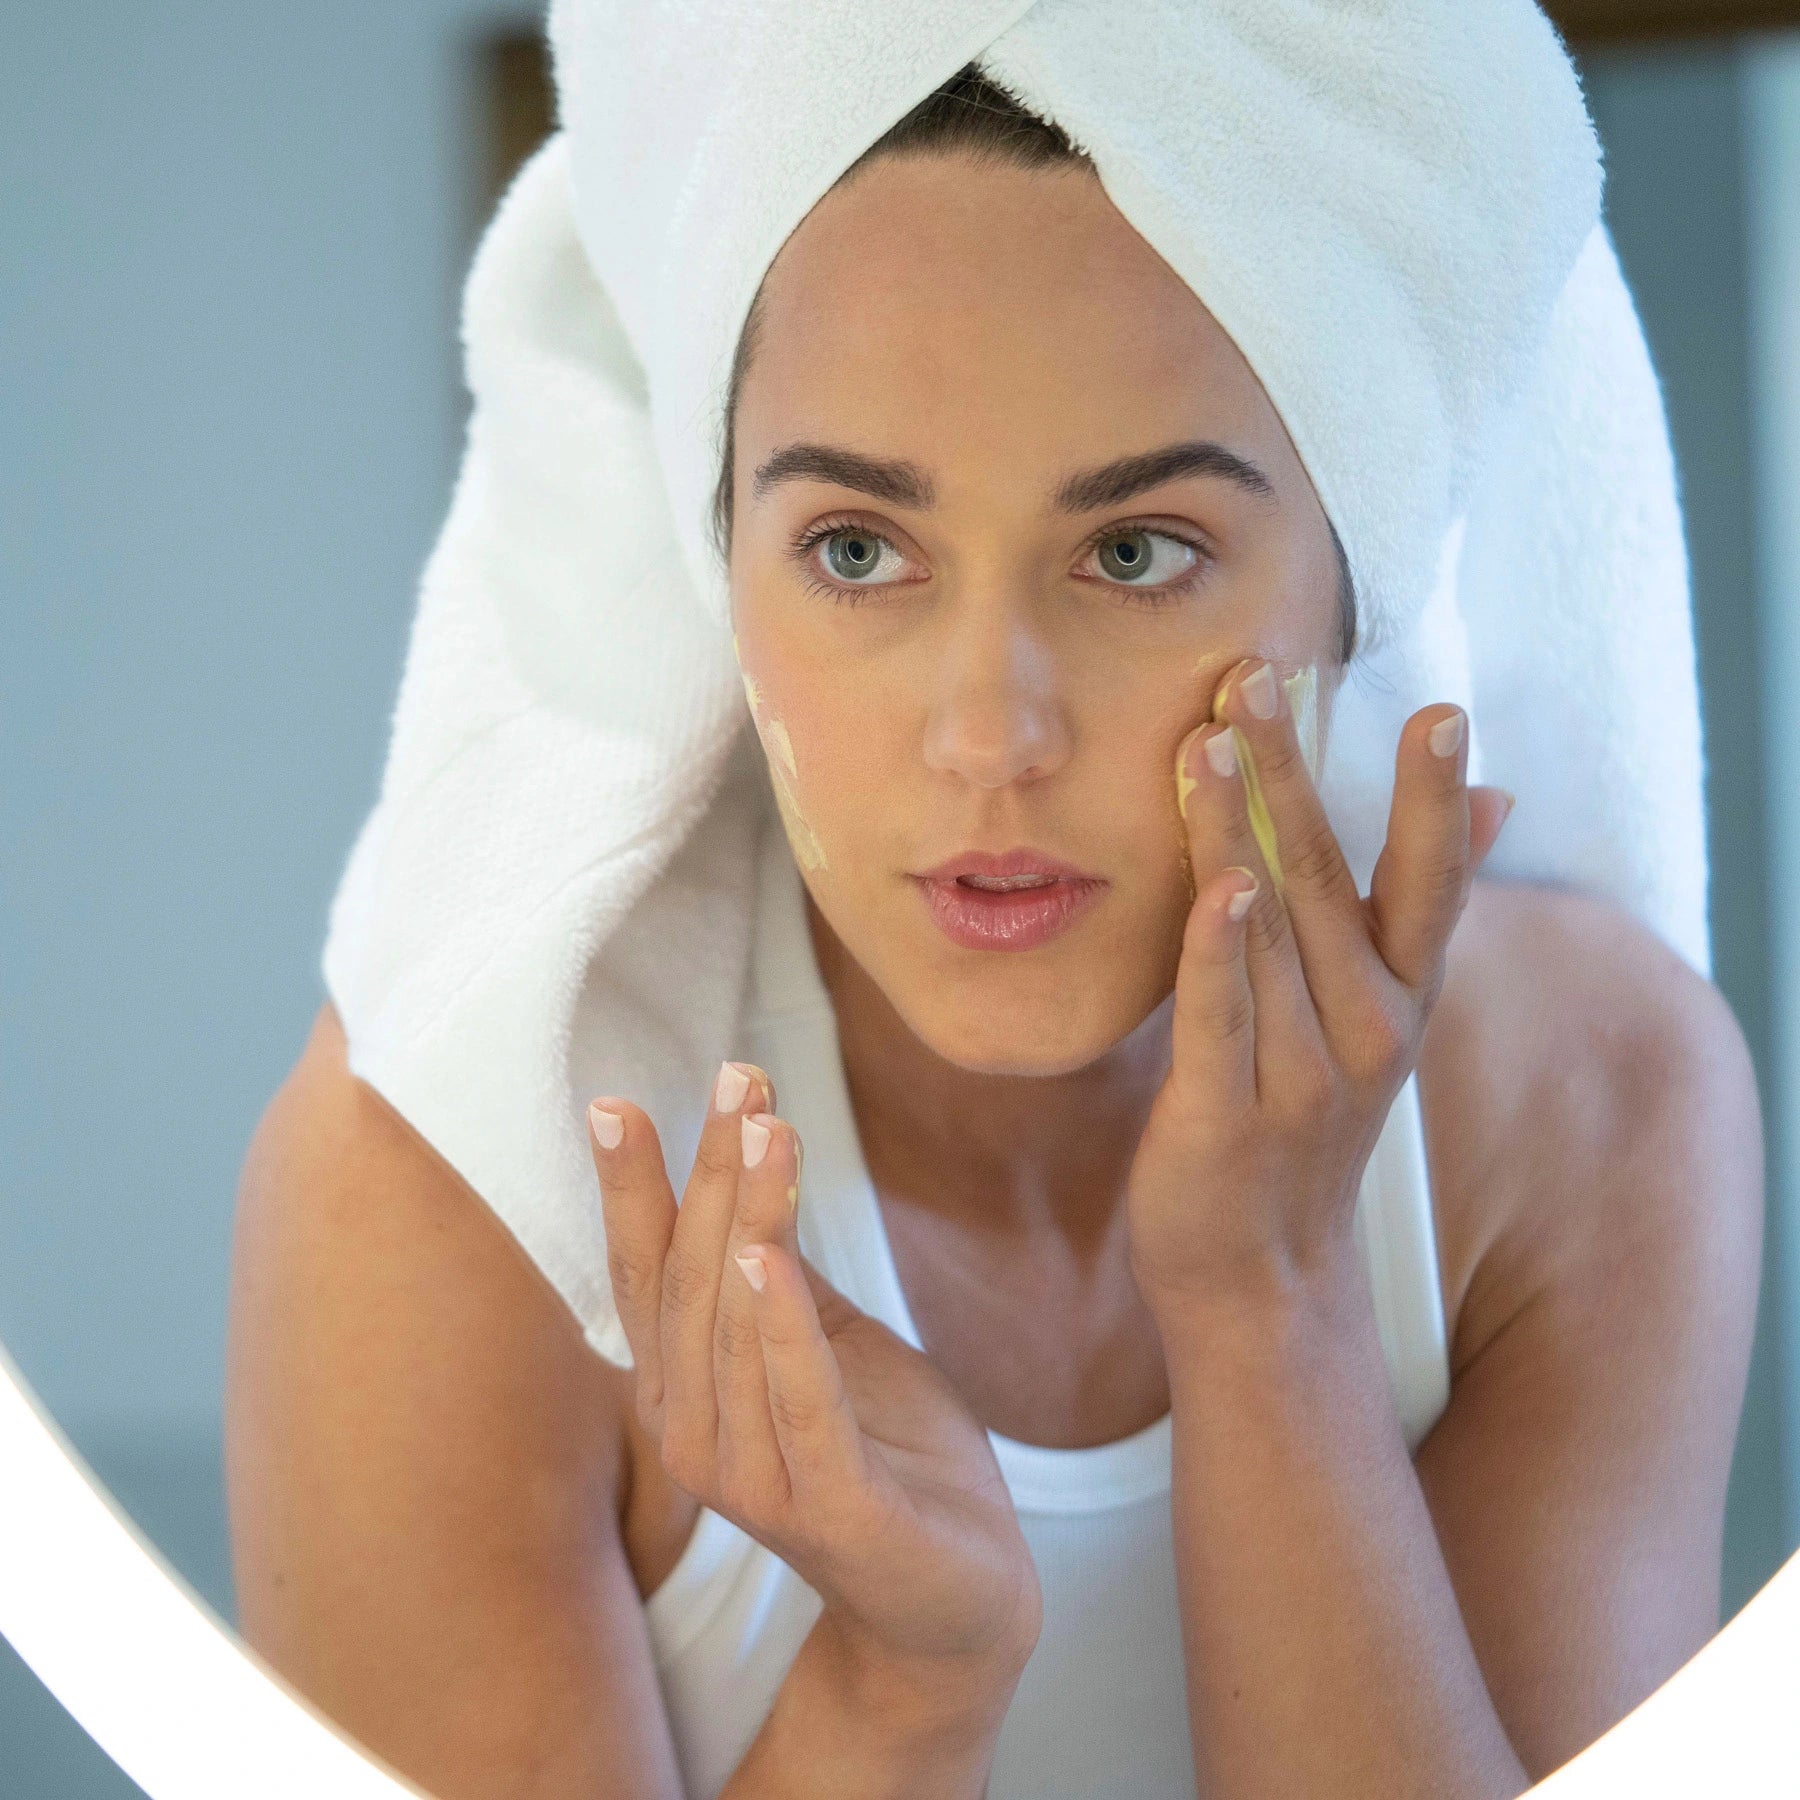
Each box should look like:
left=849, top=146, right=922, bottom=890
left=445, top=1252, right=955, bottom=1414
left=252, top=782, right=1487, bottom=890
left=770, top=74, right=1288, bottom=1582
left=736, top=633, right=827, bottom=871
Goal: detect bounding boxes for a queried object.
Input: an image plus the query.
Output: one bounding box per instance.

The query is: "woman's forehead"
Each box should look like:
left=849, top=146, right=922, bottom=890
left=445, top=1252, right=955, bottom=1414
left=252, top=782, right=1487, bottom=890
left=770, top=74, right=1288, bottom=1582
left=737, top=155, right=1305, bottom=509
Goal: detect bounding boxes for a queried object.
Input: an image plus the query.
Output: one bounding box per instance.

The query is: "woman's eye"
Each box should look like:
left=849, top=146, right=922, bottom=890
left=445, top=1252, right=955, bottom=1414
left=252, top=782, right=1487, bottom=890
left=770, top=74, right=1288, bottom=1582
left=1086, top=528, right=1200, bottom=588
left=815, top=528, right=906, bottom=586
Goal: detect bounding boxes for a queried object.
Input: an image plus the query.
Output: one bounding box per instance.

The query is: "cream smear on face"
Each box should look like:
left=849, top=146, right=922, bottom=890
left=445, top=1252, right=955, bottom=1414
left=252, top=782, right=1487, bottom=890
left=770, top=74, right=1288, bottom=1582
left=735, top=632, right=827, bottom=871
left=1177, top=662, right=1326, bottom=902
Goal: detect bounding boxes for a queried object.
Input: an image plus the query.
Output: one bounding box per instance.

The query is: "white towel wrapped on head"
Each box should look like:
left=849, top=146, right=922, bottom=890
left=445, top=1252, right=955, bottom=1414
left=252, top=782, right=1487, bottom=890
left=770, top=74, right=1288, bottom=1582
left=322, top=2, right=1709, bottom=1370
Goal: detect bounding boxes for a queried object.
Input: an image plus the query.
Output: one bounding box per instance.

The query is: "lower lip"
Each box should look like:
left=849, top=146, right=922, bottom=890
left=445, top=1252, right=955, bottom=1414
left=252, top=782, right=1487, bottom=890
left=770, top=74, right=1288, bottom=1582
left=914, top=876, right=1107, bottom=952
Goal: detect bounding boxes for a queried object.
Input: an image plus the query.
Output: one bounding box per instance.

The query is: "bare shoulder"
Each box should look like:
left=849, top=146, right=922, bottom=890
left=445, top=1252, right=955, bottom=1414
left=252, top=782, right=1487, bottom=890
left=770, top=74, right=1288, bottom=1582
left=226, top=1002, right=682, bottom=1799
left=1417, top=876, right=1764, bottom=1376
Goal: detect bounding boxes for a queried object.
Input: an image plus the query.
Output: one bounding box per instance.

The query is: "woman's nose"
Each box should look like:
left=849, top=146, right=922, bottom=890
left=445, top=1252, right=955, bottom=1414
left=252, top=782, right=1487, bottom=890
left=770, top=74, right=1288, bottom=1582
left=920, top=610, right=1073, bottom=790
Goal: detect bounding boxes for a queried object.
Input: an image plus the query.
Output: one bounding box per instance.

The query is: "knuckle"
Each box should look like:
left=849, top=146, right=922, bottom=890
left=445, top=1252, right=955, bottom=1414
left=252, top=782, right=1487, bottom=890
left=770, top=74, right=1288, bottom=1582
left=690, top=1133, right=741, bottom=1185
left=1278, top=1047, right=1338, bottom=1116
left=1281, top=819, right=1352, bottom=896
left=714, top=1301, right=763, bottom=1366
left=658, top=1421, right=716, bottom=1497
left=606, top=1244, right=661, bottom=1312
left=766, top=1383, right=829, bottom=1443
left=1195, top=983, right=1255, bottom=1043
left=1357, top=995, right=1417, bottom=1073
left=661, top=1246, right=717, bottom=1316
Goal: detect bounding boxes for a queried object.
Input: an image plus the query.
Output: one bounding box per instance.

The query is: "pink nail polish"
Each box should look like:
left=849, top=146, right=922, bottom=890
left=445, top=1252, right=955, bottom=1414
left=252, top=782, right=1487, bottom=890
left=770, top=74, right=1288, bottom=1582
left=742, top=1114, right=772, bottom=1168
left=1428, top=711, right=1465, bottom=758
left=1242, top=662, right=1278, bottom=720
left=714, top=1061, right=751, bottom=1114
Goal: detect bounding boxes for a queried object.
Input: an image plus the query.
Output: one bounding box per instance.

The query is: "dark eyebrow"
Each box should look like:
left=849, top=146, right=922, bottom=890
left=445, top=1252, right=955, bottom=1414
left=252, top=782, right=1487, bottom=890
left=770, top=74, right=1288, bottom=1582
left=1053, top=440, right=1275, bottom=512
left=751, top=443, right=935, bottom=507
left=749, top=438, right=1275, bottom=513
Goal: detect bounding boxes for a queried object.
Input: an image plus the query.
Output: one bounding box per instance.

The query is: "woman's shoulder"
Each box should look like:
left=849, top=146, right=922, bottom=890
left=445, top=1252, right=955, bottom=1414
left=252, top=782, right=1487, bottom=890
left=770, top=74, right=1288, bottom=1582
left=1416, top=876, right=1761, bottom=1374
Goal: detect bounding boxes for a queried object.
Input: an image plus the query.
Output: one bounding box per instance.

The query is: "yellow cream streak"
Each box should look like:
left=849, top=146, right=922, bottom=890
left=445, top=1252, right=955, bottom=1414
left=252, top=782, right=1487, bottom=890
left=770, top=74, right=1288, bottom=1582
left=734, top=632, right=827, bottom=872
left=1176, top=662, right=1323, bottom=903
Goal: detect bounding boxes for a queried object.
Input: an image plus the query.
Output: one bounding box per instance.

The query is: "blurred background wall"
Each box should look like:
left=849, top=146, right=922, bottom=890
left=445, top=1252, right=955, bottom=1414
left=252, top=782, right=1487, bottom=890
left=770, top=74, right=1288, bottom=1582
left=4, top=5, right=1799, bottom=1790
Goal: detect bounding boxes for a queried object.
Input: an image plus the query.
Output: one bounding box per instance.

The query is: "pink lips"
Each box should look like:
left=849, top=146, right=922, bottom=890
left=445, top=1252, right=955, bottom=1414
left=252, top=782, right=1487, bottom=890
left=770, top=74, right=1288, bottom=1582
left=911, top=848, right=1108, bottom=953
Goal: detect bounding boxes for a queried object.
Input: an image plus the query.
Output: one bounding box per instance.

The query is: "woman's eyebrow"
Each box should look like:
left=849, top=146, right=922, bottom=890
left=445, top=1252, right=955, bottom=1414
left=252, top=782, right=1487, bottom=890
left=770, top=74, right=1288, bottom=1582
left=749, top=439, right=1276, bottom=512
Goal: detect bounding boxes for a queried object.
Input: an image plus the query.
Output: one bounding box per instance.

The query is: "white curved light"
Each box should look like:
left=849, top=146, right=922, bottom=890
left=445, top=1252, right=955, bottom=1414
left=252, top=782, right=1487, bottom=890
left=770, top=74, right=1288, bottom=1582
left=0, top=1330, right=1795, bottom=1796
left=0, top=1338, right=429, bottom=1798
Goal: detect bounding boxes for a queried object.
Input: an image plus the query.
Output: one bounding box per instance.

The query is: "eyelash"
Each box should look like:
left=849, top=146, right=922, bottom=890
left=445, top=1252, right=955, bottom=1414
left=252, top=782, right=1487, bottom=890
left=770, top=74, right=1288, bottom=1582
left=785, top=512, right=1214, bottom=608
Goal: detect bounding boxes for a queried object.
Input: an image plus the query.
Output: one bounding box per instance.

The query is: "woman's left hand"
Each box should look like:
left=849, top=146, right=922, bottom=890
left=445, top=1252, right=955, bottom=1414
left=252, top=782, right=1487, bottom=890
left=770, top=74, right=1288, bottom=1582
left=1126, top=655, right=1515, bottom=1330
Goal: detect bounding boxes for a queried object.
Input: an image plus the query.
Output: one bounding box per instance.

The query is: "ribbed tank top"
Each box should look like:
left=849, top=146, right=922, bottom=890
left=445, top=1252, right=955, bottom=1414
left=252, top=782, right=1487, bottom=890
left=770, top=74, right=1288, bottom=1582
left=641, top=807, right=1452, bottom=1800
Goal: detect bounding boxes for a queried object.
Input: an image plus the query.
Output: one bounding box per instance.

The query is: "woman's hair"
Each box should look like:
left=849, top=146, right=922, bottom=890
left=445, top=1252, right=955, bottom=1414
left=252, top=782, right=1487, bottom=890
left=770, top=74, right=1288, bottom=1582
left=710, top=65, right=1359, bottom=665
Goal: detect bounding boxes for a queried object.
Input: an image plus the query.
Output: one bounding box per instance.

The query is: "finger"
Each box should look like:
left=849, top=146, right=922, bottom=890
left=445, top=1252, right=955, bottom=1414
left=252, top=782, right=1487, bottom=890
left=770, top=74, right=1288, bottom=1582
left=1179, top=715, right=1328, bottom=1092
left=587, top=1098, right=678, bottom=1422
left=1470, top=786, right=1515, bottom=873
left=735, top=1235, right=869, bottom=1497
left=1211, top=656, right=1383, bottom=1033
left=659, top=1059, right=773, bottom=1477
left=1367, top=705, right=1472, bottom=992
left=1166, top=859, right=1260, bottom=1115
left=713, top=1111, right=806, bottom=1505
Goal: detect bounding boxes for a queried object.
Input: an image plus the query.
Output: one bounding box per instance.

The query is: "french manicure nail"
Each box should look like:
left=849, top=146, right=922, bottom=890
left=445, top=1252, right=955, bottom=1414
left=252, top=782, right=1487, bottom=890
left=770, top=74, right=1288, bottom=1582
left=1242, top=662, right=1278, bottom=720
left=1203, top=727, right=1238, bottom=778
left=715, top=1060, right=751, bottom=1114
left=1428, top=710, right=1466, bottom=758
left=742, top=1114, right=772, bottom=1168
left=735, top=1249, right=768, bottom=1293
left=1226, top=871, right=1259, bottom=921
left=589, top=1102, right=624, bottom=1149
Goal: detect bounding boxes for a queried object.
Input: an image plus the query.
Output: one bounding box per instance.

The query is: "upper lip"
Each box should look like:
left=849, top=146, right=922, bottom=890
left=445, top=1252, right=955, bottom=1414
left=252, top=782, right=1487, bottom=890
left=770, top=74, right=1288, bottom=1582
left=915, top=848, right=1102, bottom=884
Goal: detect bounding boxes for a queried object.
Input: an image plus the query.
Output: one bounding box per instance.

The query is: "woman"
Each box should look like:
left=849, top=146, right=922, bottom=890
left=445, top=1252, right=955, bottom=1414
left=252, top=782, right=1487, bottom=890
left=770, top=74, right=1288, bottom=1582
left=227, top=53, right=1761, bottom=1800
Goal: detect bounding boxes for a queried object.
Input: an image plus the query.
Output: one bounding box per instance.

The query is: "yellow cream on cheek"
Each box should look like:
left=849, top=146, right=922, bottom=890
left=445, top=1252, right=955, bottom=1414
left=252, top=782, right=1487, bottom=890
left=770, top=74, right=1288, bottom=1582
left=1176, top=661, right=1326, bottom=902
left=735, top=632, right=827, bottom=872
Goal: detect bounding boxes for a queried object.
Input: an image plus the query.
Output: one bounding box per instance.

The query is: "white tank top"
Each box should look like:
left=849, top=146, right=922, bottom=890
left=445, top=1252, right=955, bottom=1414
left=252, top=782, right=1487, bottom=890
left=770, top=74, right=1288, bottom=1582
left=641, top=807, right=1452, bottom=1800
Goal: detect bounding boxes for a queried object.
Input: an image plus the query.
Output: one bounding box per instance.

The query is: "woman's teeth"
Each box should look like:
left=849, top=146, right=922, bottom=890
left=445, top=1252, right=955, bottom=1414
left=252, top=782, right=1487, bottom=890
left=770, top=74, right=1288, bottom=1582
left=958, top=874, right=1060, bottom=891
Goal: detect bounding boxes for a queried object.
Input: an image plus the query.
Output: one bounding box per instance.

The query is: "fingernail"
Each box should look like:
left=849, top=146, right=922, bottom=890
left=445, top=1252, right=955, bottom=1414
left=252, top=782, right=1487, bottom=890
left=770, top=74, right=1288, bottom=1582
left=1203, top=726, right=1238, bottom=778
left=715, top=1060, right=751, bottom=1113
left=1242, top=662, right=1278, bottom=720
left=1225, top=870, right=1259, bottom=921
left=742, top=1114, right=772, bottom=1168
left=735, top=1249, right=768, bottom=1293
left=588, top=1102, right=624, bottom=1149
left=1428, top=710, right=1466, bottom=758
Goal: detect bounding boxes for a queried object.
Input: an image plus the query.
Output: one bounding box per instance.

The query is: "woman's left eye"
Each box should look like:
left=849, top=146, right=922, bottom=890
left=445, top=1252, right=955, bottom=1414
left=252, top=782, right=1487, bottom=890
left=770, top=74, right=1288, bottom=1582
left=1082, top=528, right=1202, bottom=592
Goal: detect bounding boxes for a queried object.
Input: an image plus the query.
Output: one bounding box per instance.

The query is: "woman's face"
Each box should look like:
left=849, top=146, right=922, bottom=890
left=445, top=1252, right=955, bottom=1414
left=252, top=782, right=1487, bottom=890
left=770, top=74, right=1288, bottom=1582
left=729, top=151, right=1344, bottom=1078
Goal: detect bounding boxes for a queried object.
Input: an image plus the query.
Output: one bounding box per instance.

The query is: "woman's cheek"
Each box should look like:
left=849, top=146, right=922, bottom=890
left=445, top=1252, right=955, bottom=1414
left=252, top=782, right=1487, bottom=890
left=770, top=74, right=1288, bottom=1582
left=735, top=634, right=828, bottom=873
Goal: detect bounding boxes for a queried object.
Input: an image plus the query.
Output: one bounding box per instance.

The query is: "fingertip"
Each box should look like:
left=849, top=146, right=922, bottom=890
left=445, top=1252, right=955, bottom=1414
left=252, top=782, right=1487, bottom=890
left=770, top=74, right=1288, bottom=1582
left=734, top=1244, right=770, bottom=1295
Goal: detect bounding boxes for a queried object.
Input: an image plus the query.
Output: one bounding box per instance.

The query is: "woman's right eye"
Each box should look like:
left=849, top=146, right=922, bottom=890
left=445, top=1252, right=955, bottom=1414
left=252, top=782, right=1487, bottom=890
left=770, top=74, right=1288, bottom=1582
left=815, top=527, right=906, bottom=586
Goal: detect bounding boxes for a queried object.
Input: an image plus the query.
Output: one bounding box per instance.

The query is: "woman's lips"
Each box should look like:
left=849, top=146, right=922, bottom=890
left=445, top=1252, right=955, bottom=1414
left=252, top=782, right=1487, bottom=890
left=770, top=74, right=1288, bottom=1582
left=912, top=872, right=1108, bottom=952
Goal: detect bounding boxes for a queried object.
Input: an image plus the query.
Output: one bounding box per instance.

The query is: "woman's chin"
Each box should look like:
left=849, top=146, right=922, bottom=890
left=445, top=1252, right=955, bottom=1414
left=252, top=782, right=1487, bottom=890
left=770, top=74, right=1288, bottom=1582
left=902, top=991, right=1157, bottom=1080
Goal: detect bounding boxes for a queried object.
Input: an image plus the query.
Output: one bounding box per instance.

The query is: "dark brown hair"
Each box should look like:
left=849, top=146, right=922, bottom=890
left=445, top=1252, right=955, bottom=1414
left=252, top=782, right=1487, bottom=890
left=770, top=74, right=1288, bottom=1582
left=709, top=64, right=1358, bottom=665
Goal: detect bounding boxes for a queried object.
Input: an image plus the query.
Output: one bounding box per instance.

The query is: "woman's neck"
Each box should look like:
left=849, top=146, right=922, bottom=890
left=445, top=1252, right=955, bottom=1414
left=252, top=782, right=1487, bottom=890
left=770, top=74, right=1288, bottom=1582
left=804, top=888, right=1172, bottom=1251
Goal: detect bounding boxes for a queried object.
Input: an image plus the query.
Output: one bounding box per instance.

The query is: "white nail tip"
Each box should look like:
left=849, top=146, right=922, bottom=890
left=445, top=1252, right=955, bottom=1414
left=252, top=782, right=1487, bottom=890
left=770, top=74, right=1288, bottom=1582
left=589, top=1105, right=624, bottom=1149
left=1203, top=729, right=1238, bottom=778
left=715, top=1061, right=751, bottom=1113
left=1428, top=711, right=1466, bottom=758
left=742, top=1115, right=772, bottom=1167
left=1243, top=663, right=1279, bottom=719
left=735, top=1252, right=768, bottom=1293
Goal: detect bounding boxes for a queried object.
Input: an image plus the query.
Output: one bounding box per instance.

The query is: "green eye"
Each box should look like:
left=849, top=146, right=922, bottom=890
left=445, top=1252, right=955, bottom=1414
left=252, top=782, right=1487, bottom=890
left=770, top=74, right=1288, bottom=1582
left=823, top=530, right=891, bottom=583
left=1094, top=528, right=1198, bottom=586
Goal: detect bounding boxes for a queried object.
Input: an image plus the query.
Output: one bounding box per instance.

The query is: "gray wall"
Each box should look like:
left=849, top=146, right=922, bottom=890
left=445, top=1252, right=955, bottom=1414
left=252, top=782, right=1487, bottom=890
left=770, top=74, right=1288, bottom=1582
left=2, top=9, right=1795, bottom=1790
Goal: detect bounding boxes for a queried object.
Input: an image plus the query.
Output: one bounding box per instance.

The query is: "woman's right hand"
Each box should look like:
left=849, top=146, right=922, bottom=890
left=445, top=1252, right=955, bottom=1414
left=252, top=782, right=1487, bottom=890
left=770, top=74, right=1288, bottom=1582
left=586, top=1061, right=1043, bottom=1705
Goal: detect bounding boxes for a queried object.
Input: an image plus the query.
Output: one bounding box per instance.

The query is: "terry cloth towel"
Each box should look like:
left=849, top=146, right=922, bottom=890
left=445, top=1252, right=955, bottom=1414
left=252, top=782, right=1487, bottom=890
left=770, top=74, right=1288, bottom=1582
left=322, top=1, right=1709, bottom=1371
